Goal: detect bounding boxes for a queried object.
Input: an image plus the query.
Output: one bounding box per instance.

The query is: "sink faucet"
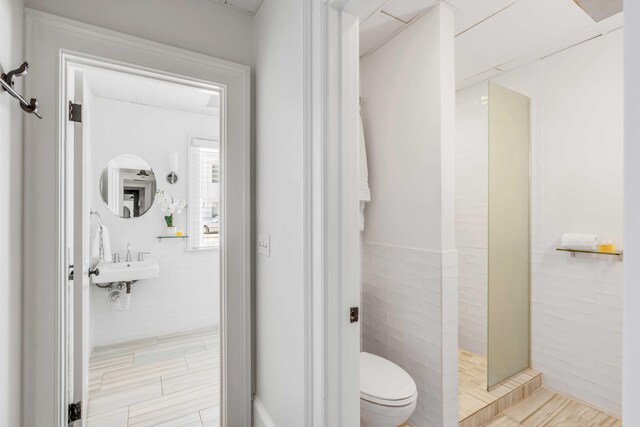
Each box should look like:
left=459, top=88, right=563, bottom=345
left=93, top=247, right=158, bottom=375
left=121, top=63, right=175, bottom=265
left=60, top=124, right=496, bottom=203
left=138, top=251, right=151, bottom=261
left=126, top=244, right=132, bottom=262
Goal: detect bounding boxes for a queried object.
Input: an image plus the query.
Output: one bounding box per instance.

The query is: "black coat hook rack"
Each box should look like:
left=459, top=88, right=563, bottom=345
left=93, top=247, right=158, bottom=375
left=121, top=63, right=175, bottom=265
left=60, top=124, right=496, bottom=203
left=0, top=62, right=42, bottom=119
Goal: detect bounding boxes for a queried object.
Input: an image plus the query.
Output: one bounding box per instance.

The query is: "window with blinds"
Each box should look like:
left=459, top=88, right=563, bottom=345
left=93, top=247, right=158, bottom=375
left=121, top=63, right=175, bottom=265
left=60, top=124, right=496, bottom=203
left=189, top=138, right=220, bottom=249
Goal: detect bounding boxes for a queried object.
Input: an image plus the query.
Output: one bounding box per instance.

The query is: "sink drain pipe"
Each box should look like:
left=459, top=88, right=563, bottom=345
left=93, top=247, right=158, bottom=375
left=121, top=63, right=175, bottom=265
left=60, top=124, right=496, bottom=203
left=108, top=282, right=133, bottom=311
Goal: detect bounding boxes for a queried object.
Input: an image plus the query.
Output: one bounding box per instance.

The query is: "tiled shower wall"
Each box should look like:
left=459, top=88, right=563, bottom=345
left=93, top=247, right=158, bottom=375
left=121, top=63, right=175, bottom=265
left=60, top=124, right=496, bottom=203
left=455, top=84, right=488, bottom=357
left=454, top=31, right=623, bottom=416
left=493, top=31, right=623, bottom=416
left=362, top=242, right=458, bottom=427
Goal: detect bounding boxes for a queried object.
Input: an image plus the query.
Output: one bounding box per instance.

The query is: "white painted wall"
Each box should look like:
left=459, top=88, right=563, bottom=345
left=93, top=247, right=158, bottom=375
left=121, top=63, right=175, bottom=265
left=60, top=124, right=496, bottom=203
left=24, top=0, right=254, bottom=66
left=455, top=83, right=488, bottom=357
left=456, top=30, right=623, bottom=415
left=254, top=0, right=306, bottom=425
left=360, top=5, right=458, bottom=427
left=90, top=97, right=220, bottom=346
left=0, top=0, right=24, bottom=425
left=624, top=3, right=640, bottom=424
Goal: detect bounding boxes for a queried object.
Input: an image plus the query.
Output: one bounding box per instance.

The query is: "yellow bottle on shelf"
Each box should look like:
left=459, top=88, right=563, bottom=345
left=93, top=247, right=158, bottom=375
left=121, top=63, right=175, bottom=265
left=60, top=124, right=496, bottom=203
left=598, top=240, right=616, bottom=253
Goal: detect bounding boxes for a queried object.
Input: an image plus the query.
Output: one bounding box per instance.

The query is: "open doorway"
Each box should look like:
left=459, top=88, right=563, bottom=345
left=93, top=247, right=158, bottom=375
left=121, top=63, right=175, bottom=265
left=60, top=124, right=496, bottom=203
left=331, top=0, right=623, bottom=426
left=65, top=62, right=223, bottom=426
left=23, top=12, right=250, bottom=426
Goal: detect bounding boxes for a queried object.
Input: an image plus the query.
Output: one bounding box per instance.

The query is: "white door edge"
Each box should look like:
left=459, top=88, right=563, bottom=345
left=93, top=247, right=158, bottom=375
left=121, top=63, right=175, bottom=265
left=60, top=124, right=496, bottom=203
left=307, top=1, right=364, bottom=425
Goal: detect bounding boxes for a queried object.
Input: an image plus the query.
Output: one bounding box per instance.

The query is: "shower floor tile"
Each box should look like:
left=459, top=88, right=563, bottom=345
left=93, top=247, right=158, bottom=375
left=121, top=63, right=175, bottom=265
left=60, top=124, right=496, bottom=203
left=86, top=327, right=220, bottom=427
left=459, top=349, right=542, bottom=426
left=486, top=388, right=621, bottom=427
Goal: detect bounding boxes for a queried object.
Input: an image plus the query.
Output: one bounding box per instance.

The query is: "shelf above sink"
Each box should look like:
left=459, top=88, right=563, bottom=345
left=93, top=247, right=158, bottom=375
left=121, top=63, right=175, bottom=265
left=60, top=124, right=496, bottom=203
left=93, top=259, right=160, bottom=284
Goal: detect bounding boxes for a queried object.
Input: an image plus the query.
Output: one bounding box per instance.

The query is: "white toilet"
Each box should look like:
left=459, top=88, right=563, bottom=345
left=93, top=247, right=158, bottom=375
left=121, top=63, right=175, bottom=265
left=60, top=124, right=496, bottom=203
left=360, top=352, right=418, bottom=427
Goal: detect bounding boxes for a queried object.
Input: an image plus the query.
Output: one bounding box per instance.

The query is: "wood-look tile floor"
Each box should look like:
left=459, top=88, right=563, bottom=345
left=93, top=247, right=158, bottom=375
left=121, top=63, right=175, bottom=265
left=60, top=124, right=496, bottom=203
left=485, top=387, right=621, bottom=427
left=87, top=328, right=220, bottom=427
left=459, top=349, right=541, bottom=422
left=401, top=389, right=620, bottom=427
left=402, top=351, right=619, bottom=427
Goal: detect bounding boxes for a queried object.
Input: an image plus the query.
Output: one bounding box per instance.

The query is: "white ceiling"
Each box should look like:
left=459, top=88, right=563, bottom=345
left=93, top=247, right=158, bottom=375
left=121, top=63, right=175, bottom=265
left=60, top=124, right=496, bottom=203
left=82, top=68, right=220, bottom=116
left=214, top=0, right=263, bottom=15
left=359, top=0, right=624, bottom=89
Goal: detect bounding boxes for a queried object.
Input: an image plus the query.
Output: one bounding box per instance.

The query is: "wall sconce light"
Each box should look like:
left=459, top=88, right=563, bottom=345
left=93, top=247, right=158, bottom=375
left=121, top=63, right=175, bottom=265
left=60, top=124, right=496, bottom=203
left=167, top=152, right=179, bottom=184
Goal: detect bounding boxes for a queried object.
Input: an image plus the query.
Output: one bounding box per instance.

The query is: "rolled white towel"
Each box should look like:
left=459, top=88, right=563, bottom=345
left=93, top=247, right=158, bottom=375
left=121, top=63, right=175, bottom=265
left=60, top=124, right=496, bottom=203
left=560, top=233, right=598, bottom=250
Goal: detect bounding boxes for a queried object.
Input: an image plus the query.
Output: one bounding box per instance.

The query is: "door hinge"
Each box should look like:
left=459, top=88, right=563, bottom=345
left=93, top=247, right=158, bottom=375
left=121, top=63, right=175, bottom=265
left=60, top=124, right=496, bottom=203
left=350, top=306, right=359, bottom=323
left=68, top=401, right=82, bottom=423
left=68, top=101, right=82, bottom=123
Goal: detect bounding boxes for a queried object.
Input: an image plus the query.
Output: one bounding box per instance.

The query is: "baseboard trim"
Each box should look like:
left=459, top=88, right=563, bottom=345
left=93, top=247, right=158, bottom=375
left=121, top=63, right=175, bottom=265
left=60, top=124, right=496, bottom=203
left=253, top=397, right=276, bottom=427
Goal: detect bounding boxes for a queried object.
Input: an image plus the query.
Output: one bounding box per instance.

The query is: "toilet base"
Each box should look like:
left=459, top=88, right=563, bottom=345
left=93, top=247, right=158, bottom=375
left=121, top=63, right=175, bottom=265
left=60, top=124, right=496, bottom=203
left=360, top=396, right=416, bottom=427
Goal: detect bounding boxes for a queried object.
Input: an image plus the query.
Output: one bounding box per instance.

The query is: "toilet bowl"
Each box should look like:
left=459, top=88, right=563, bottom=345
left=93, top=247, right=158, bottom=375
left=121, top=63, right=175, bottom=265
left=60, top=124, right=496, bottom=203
left=360, top=352, right=418, bottom=427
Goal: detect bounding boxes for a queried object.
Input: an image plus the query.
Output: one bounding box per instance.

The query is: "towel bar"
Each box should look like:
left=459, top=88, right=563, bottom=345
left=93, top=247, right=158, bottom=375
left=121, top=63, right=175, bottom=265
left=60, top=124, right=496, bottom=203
left=90, top=210, right=103, bottom=225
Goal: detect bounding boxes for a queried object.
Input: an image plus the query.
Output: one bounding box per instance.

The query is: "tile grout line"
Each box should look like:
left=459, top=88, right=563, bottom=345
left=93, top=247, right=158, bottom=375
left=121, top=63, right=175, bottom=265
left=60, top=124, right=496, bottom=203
left=184, top=354, right=191, bottom=370
left=536, top=398, right=572, bottom=426
left=482, top=388, right=621, bottom=427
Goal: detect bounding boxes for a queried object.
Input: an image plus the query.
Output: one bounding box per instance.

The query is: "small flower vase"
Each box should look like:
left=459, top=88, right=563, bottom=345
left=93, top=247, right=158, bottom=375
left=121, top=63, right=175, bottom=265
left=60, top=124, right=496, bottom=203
left=164, top=214, right=176, bottom=236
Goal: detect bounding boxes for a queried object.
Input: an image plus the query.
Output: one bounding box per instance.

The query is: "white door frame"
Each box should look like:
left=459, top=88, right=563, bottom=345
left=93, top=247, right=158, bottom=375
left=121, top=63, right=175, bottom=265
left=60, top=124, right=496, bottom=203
left=23, top=10, right=251, bottom=426
left=307, top=1, right=387, bottom=425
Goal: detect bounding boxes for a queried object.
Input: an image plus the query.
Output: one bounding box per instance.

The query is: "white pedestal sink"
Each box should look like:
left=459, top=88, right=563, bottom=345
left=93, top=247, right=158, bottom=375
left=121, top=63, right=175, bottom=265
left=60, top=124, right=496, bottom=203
left=93, top=259, right=160, bottom=284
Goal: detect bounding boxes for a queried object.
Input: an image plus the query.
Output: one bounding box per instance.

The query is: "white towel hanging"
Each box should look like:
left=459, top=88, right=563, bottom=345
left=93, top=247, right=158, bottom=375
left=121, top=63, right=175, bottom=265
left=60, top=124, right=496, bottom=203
left=91, top=223, right=112, bottom=262
left=359, top=105, right=371, bottom=231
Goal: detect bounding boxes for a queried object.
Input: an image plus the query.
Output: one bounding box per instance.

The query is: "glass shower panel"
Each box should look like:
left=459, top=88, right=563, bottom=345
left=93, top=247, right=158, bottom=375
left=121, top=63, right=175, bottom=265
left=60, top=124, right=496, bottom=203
left=487, top=82, right=531, bottom=389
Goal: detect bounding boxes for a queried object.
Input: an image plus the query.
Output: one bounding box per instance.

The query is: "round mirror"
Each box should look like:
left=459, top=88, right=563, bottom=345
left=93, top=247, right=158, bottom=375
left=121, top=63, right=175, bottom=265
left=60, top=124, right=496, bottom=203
left=99, top=154, right=157, bottom=218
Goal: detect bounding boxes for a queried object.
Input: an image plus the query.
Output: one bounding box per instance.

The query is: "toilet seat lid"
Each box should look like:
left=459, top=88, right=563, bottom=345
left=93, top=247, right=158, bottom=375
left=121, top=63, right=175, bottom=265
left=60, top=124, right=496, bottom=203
left=360, top=352, right=417, bottom=405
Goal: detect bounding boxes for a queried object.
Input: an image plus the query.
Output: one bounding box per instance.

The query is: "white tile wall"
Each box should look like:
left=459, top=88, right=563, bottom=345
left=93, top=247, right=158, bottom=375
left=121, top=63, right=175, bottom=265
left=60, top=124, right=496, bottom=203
left=362, top=243, right=458, bottom=427
left=90, top=237, right=219, bottom=346
left=90, top=97, right=220, bottom=347
left=530, top=255, right=622, bottom=414
left=360, top=6, right=458, bottom=426
left=455, top=83, right=488, bottom=357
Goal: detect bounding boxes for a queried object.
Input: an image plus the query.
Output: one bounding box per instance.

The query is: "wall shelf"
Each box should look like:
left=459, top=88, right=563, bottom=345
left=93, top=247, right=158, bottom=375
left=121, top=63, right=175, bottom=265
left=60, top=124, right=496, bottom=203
left=556, top=247, right=623, bottom=261
left=156, top=235, right=189, bottom=241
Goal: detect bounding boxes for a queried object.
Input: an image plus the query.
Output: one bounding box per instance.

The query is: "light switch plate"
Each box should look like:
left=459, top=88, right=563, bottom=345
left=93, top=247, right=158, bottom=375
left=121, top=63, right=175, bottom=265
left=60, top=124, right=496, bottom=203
left=258, top=233, right=270, bottom=257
